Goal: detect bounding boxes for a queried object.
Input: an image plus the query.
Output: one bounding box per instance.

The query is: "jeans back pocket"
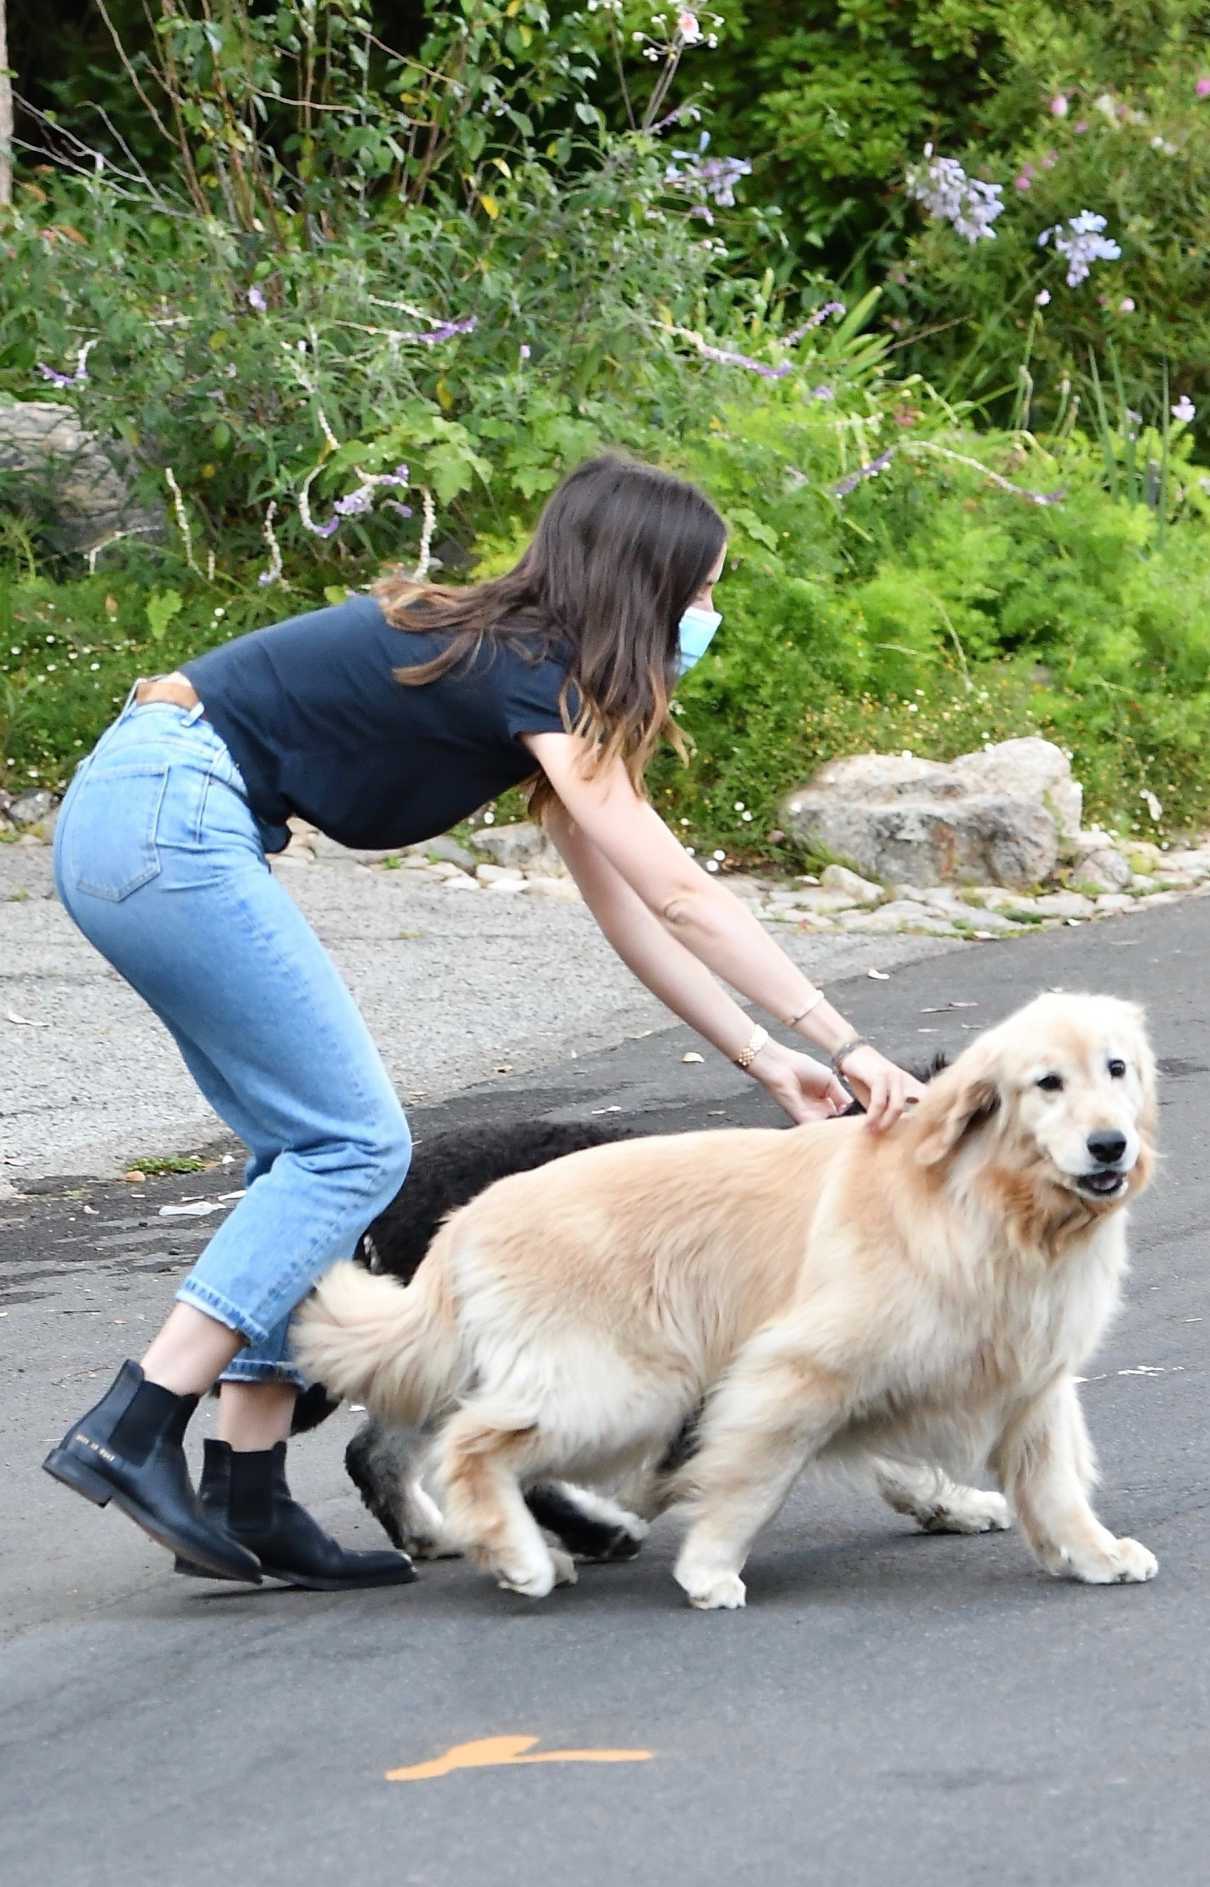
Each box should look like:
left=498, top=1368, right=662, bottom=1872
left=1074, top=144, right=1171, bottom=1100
left=64, top=762, right=171, bottom=902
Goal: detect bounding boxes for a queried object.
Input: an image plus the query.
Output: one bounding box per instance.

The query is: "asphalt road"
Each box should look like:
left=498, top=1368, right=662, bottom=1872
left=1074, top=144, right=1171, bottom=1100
left=1, top=902, right=1207, bottom=1887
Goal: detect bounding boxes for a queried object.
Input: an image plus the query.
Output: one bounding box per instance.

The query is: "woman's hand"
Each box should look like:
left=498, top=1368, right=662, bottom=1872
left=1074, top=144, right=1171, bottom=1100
left=836, top=1046, right=926, bottom=1131
left=752, top=1044, right=851, bottom=1126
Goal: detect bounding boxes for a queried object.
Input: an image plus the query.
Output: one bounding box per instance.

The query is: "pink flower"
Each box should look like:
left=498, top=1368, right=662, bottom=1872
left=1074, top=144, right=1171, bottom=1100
left=1196, top=76, right=1210, bottom=97
left=1074, top=120, right=1089, bottom=134
left=677, top=9, right=702, bottom=41
left=1050, top=94, right=1069, bottom=118
left=1014, top=174, right=1032, bottom=191
left=1041, top=149, right=1059, bottom=170
left=1118, top=297, right=1136, bottom=313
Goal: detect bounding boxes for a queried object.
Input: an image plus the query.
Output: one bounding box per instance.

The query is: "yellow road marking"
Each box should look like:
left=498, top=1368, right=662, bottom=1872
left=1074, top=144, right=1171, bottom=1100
left=385, top=1734, right=653, bottom=1782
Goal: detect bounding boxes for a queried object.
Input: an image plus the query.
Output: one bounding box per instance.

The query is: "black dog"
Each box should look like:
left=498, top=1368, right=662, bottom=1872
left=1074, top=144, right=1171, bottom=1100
left=301, top=1066, right=946, bottom=1559
left=298, top=1117, right=646, bottom=1560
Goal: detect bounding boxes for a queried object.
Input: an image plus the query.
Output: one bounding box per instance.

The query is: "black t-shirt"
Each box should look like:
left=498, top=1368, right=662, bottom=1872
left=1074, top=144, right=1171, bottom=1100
left=182, top=593, right=571, bottom=852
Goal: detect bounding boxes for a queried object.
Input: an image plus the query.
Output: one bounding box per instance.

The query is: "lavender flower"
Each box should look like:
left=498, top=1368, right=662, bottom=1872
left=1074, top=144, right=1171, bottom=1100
left=519, top=343, right=532, bottom=361
left=247, top=285, right=268, bottom=314
left=305, top=465, right=412, bottom=539
left=832, top=449, right=895, bottom=499
left=35, top=338, right=98, bottom=390
left=1037, top=210, right=1121, bottom=287
left=1172, top=395, right=1196, bottom=424
left=906, top=147, right=1004, bottom=244
left=664, top=132, right=752, bottom=222
left=782, top=302, right=846, bottom=346
left=397, top=316, right=477, bottom=347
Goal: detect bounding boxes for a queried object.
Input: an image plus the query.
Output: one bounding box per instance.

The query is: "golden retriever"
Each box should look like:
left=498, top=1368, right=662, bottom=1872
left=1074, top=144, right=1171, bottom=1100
left=293, top=991, right=1159, bottom=1609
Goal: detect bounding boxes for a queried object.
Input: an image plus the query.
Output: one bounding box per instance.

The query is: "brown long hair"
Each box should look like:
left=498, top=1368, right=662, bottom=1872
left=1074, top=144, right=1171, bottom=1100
left=375, top=453, right=726, bottom=815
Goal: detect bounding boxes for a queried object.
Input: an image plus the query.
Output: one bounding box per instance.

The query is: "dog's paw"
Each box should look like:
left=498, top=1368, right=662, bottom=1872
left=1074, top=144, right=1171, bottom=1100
left=1045, top=1535, right=1158, bottom=1584
left=917, top=1490, right=1011, bottom=1536
left=675, top=1560, right=747, bottom=1611
left=496, top=1554, right=558, bottom=1600
left=549, top=1547, right=579, bottom=1588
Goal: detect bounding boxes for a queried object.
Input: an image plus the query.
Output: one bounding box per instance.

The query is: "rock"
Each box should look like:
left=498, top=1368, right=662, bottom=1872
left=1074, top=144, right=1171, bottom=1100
left=0, top=401, right=164, bottom=552
left=948, top=738, right=1082, bottom=837
left=523, top=876, right=581, bottom=901
left=440, top=872, right=481, bottom=890
left=766, top=887, right=857, bottom=915
left=482, top=878, right=526, bottom=894
left=1160, top=849, right=1210, bottom=878
left=1031, top=891, right=1095, bottom=919
left=835, top=900, right=959, bottom=937
left=7, top=789, right=56, bottom=830
left=412, top=833, right=478, bottom=869
left=1071, top=848, right=1132, bottom=893
left=427, top=860, right=470, bottom=880
left=1129, top=874, right=1160, bottom=894
left=1126, top=842, right=1165, bottom=873
left=819, top=864, right=882, bottom=905
left=475, top=864, right=525, bottom=885
left=781, top=740, right=1070, bottom=889
left=1095, top=894, right=1134, bottom=914
left=1137, top=891, right=1181, bottom=907
left=472, top=820, right=567, bottom=877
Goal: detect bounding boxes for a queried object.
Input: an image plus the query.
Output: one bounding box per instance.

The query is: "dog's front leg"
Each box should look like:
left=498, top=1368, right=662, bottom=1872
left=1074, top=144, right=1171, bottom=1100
left=992, top=1375, right=1157, bottom=1585
left=673, top=1336, right=849, bottom=1611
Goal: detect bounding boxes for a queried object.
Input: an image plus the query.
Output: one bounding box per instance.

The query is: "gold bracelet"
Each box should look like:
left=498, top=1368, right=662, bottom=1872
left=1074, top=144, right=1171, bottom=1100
left=734, top=1024, right=770, bottom=1071
left=785, top=990, right=824, bottom=1029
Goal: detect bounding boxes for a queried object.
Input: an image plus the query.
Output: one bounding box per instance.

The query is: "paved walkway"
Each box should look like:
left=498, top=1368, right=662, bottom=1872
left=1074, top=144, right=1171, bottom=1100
left=0, top=841, right=952, bottom=1183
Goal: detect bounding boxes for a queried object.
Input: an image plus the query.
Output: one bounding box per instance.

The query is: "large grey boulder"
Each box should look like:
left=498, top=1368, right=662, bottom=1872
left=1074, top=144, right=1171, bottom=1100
left=472, top=820, right=567, bottom=877
left=780, top=739, right=1076, bottom=889
left=0, top=401, right=163, bottom=552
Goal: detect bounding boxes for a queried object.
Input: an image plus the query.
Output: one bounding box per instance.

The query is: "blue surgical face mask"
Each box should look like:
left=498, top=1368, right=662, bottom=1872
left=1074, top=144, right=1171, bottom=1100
left=677, top=604, right=722, bottom=676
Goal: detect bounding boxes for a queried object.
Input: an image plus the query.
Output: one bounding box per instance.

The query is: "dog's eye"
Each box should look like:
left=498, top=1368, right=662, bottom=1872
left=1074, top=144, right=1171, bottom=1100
left=1036, top=1074, right=1064, bottom=1093
left=1107, top=1059, right=1127, bottom=1079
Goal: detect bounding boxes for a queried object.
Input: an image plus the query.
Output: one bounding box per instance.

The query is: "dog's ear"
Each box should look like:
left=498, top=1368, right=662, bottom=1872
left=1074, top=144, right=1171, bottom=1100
left=914, top=1048, right=1001, bottom=1168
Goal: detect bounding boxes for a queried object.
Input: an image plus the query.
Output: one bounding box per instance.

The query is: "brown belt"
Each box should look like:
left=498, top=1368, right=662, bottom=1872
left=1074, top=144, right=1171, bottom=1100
left=134, top=673, right=201, bottom=711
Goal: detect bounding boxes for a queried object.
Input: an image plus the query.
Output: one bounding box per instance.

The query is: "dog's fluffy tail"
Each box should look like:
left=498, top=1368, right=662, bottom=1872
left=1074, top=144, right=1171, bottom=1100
left=292, top=1260, right=461, bottom=1427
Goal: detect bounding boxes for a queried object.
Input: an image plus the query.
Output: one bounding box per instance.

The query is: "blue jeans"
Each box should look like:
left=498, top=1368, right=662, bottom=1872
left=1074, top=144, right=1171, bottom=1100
left=52, top=692, right=412, bottom=1384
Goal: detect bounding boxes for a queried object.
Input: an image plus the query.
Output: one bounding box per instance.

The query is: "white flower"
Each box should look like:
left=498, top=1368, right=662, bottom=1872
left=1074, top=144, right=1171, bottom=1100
left=1035, top=289, right=1051, bottom=305
left=1172, top=395, right=1196, bottom=423
left=712, top=849, right=726, bottom=860
left=677, top=9, right=703, bottom=41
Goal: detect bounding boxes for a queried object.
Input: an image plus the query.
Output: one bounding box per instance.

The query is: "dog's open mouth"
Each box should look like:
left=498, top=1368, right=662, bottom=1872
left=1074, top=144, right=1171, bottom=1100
left=1077, top=1168, right=1128, bottom=1200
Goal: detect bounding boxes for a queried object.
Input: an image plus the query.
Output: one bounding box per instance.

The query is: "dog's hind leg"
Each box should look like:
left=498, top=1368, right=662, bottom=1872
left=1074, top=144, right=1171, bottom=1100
left=873, top=1459, right=1011, bottom=1536
left=526, top=1482, right=648, bottom=1562
left=437, top=1405, right=579, bottom=1599
left=345, top=1418, right=460, bottom=1557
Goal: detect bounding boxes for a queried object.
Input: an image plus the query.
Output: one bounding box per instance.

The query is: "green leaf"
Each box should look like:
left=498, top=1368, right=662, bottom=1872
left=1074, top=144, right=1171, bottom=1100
left=730, top=507, right=781, bottom=552
left=145, top=589, right=184, bottom=645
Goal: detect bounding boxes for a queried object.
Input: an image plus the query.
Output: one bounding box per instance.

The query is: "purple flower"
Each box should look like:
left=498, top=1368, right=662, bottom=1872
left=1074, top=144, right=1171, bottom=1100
left=832, top=449, right=895, bottom=499
left=1038, top=210, right=1121, bottom=287
left=782, top=302, right=846, bottom=347
left=37, top=365, right=78, bottom=389
left=334, top=488, right=374, bottom=518
left=247, top=285, right=268, bottom=313
left=310, top=517, right=341, bottom=539
left=665, top=132, right=752, bottom=214
left=398, top=315, right=477, bottom=347
left=691, top=337, right=792, bottom=379
left=810, top=385, right=835, bottom=401
left=906, top=147, right=1004, bottom=243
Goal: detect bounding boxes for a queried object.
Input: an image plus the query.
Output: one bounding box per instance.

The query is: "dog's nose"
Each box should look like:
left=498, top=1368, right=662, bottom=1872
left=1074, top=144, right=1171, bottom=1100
left=1087, top=1130, right=1127, bottom=1166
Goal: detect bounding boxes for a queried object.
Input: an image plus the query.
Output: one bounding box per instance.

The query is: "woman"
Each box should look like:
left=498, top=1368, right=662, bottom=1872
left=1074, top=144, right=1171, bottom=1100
left=44, top=453, right=922, bottom=1590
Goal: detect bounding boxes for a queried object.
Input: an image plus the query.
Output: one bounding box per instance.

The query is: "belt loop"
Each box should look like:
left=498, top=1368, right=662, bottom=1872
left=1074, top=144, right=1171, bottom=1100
left=119, top=678, right=145, bottom=717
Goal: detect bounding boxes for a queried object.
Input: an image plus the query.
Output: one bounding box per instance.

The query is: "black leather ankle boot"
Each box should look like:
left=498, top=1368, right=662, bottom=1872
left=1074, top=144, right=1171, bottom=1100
left=43, top=1361, right=263, bottom=1583
left=175, top=1440, right=416, bottom=1589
